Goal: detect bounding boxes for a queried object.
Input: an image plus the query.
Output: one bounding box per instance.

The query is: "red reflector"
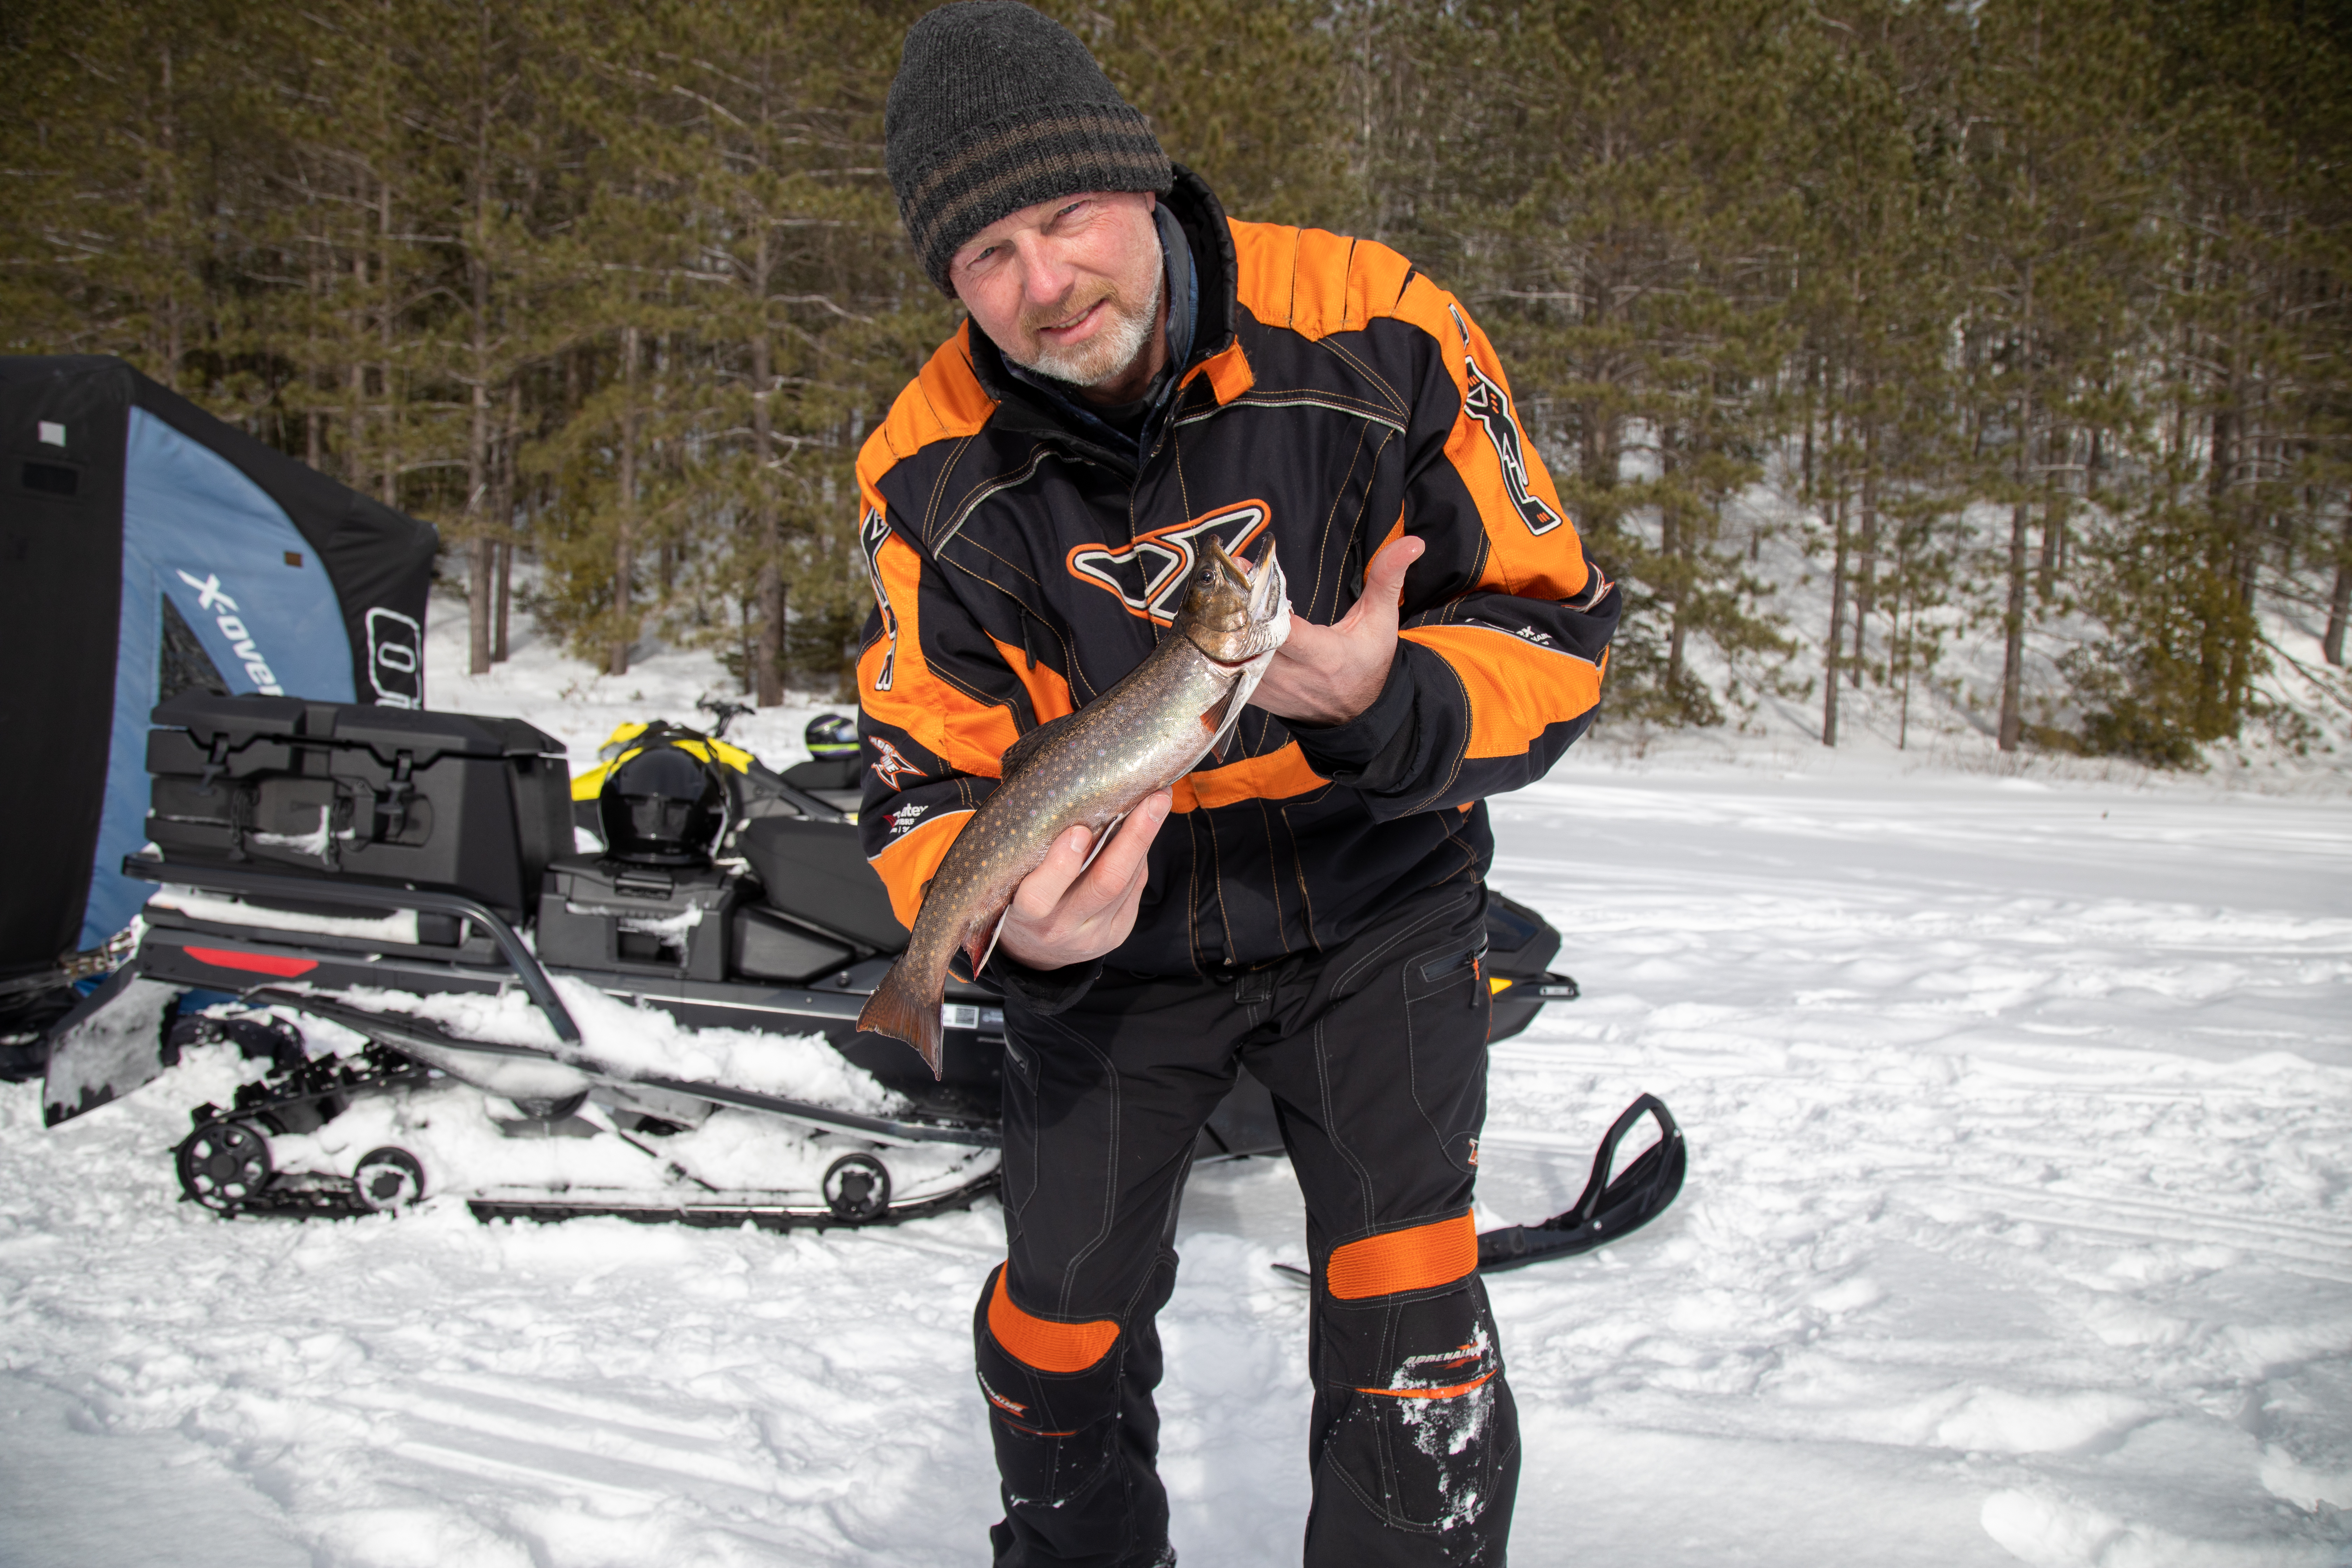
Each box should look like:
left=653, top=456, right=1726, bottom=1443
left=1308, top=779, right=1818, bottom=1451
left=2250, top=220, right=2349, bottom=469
left=182, top=946, right=316, bottom=979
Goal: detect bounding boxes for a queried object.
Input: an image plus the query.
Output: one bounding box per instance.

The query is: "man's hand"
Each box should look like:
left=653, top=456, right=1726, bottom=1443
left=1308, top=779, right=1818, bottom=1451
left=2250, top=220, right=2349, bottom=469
left=995, top=789, right=1173, bottom=971
left=1249, top=534, right=1425, bottom=727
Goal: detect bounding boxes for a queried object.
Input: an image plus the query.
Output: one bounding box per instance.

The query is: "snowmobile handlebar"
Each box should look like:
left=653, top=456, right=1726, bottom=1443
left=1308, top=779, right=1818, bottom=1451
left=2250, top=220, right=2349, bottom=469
left=120, top=855, right=583, bottom=1046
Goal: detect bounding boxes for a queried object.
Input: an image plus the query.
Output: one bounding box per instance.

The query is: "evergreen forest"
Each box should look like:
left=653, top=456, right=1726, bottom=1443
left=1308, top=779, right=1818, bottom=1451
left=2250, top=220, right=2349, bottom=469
left=6, top=0, right=2348, bottom=764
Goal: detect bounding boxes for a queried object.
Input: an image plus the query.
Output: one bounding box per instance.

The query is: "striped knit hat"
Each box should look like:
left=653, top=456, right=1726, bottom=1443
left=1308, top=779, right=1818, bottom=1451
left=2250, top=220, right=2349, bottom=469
left=886, top=2, right=1172, bottom=295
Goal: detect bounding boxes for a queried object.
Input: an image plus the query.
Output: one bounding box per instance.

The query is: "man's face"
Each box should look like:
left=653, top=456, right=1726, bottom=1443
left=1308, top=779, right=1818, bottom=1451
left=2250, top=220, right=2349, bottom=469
left=950, top=191, right=1163, bottom=393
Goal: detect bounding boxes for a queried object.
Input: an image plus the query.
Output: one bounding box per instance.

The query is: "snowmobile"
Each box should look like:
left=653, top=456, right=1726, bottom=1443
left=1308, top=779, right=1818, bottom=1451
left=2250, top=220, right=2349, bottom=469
left=36, top=690, right=1681, bottom=1267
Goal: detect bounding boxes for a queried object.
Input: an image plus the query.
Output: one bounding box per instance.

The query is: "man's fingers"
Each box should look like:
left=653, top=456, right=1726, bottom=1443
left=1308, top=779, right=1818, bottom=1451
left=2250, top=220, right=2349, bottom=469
left=1010, top=822, right=1092, bottom=919
left=1008, top=794, right=1169, bottom=931
left=1073, top=791, right=1169, bottom=908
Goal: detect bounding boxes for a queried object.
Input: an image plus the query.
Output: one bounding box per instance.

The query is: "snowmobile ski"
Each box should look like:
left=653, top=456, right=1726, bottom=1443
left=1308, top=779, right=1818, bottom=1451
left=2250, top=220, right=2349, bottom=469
left=1266, top=1093, right=1687, bottom=1284
left=1475, top=1093, right=1687, bottom=1272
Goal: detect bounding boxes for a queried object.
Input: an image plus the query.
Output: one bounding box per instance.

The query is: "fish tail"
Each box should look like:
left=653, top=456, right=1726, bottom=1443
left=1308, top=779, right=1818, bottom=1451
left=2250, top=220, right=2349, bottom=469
left=857, top=953, right=947, bottom=1079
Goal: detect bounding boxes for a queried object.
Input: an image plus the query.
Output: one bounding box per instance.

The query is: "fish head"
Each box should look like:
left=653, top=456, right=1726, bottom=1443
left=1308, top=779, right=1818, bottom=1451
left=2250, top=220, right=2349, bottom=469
left=1178, top=536, right=1290, bottom=664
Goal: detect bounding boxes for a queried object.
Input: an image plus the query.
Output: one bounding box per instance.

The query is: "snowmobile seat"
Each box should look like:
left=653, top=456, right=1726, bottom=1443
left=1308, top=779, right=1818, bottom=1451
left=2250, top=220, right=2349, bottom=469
left=775, top=754, right=862, bottom=817
left=737, top=817, right=909, bottom=955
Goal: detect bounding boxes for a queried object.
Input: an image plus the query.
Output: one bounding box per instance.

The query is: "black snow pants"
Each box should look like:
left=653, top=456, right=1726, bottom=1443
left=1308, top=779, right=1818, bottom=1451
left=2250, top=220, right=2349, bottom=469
left=977, top=882, right=1519, bottom=1568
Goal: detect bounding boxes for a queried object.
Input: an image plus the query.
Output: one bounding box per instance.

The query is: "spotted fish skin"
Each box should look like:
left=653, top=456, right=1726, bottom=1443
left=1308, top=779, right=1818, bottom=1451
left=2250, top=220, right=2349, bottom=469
left=856, top=539, right=1291, bottom=1074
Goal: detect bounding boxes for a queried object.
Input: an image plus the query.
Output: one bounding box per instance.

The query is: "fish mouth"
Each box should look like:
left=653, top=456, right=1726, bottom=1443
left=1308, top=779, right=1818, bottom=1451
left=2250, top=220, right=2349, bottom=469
left=1187, top=537, right=1290, bottom=663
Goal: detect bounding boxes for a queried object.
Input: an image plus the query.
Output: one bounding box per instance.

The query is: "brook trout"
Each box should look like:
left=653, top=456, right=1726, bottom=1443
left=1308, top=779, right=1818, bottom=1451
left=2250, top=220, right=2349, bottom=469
left=856, top=537, right=1292, bottom=1074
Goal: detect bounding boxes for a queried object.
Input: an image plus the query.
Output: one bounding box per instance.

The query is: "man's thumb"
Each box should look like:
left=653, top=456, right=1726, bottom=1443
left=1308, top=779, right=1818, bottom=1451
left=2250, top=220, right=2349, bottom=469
left=1365, top=533, right=1424, bottom=612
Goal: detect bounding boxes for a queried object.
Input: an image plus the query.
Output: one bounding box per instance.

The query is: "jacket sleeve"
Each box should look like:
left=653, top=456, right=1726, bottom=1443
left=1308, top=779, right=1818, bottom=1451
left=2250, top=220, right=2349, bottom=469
left=851, top=480, right=1023, bottom=928
left=1286, top=284, right=1620, bottom=818
left=854, top=484, right=1110, bottom=1003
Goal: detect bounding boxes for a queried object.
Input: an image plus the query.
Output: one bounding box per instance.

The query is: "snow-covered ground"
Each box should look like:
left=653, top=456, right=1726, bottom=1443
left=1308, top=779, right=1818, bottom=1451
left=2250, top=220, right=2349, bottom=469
left=4, top=598, right=2348, bottom=1567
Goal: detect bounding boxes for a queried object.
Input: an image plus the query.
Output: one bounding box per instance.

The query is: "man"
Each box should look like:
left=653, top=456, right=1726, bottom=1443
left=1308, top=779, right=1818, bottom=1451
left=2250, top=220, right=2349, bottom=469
left=858, top=6, right=1619, bottom=1563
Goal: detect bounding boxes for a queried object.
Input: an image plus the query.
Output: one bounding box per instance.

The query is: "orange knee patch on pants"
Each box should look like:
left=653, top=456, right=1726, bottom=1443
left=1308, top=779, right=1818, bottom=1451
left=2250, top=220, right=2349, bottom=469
left=1325, top=1211, right=1478, bottom=1300
left=987, top=1267, right=1121, bottom=1373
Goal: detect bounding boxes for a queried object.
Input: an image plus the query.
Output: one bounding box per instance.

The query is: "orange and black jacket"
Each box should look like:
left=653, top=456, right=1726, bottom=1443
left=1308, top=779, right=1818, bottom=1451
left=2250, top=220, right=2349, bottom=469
left=855, top=169, right=1619, bottom=982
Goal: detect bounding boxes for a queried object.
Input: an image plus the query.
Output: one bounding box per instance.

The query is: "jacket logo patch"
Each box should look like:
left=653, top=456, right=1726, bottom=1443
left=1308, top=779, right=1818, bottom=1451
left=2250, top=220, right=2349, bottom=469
left=870, top=736, right=925, bottom=791
left=1065, top=502, right=1269, bottom=624
left=887, top=801, right=929, bottom=836
left=1449, top=305, right=1564, bottom=538
left=859, top=505, right=898, bottom=692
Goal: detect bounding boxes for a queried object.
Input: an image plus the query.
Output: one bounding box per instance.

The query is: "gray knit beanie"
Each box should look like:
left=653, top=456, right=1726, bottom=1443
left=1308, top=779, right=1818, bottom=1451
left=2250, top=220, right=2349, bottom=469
left=886, top=2, right=1172, bottom=294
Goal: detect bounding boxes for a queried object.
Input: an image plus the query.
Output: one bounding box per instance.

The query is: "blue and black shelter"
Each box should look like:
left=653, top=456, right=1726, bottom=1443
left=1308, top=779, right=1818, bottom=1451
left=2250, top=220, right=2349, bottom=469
left=1, top=355, right=438, bottom=978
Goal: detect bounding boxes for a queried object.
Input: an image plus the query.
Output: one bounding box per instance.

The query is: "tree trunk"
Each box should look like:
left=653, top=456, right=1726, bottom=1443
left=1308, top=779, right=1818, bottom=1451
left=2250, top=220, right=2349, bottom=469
left=751, top=241, right=785, bottom=707
left=2323, top=505, right=2352, bottom=667
left=493, top=541, right=512, bottom=663
left=1823, top=486, right=1848, bottom=748
left=1997, top=261, right=2035, bottom=754
left=1998, top=500, right=2031, bottom=751
left=465, top=15, right=495, bottom=679
left=2038, top=426, right=2066, bottom=600
left=1661, top=424, right=1685, bottom=699
left=493, top=380, right=518, bottom=663
left=466, top=309, right=492, bottom=674
left=611, top=324, right=638, bottom=677
left=1851, top=398, right=1878, bottom=688
left=379, top=176, right=398, bottom=509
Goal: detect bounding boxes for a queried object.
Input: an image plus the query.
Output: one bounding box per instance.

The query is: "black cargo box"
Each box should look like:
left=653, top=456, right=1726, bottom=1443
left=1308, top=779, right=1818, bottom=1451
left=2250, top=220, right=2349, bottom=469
left=146, top=691, right=572, bottom=919
left=537, top=855, right=737, bottom=981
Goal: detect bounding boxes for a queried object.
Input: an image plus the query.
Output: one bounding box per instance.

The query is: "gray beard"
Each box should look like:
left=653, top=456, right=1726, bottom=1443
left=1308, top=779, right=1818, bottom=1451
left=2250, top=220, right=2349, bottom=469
left=1009, top=266, right=1165, bottom=392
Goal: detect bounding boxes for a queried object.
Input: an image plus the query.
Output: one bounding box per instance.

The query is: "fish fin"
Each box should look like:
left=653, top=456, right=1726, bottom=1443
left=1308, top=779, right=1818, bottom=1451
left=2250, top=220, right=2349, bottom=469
left=1000, top=711, right=1081, bottom=782
left=1198, top=685, right=1244, bottom=765
left=856, top=957, right=947, bottom=1079
left=965, top=907, right=1009, bottom=978
left=1077, top=811, right=1127, bottom=878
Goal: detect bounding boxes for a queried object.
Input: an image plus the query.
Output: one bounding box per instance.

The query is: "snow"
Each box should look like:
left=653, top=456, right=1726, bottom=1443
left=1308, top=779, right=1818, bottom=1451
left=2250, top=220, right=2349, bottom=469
left=4, top=594, right=2348, bottom=1567
left=315, top=978, right=905, bottom=1116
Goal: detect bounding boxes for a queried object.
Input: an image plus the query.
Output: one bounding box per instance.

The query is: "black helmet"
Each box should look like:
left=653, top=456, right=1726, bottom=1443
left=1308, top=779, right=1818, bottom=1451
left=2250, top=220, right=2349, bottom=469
left=805, top=713, right=858, bottom=758
left=598, top=743, right=726, bottom=866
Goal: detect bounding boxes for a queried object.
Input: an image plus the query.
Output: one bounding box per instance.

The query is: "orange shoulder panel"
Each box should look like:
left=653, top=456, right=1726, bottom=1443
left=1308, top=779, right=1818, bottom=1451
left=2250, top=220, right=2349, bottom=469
left=1228, top=219, right=1301, bottom=331
left=1390, top=274, right=1588, bottom=602
left=876, top=321, right=998, bottom=465
left=1227, top=219, right=1417, bottom=342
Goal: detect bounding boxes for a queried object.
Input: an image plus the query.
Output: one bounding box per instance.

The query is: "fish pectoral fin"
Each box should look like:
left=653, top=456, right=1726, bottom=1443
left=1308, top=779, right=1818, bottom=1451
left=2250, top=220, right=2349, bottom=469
left=999, top=711, right=1082, bottom=781
left=1199, top=685, right=1244, bottom=765
left=964, top=906, right=1010, bottom=978
left=1078, top=811, right=1128, bottom=877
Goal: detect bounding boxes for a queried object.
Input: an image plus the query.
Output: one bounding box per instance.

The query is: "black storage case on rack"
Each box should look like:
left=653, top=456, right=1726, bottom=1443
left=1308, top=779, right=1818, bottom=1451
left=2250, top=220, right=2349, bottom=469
left=145, top=691, right=571, bottom=920
left=537, top=855, right=737, bottom=982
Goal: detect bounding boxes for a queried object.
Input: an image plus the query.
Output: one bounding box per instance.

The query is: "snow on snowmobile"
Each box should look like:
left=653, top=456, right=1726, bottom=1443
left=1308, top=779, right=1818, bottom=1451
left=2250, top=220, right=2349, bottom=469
left=36, top=690, right=1680, bottom=1265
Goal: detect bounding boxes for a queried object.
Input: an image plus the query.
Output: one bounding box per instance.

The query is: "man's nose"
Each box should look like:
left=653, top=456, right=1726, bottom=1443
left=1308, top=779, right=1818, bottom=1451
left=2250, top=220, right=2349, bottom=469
left=1012, top=233, right=1076, bottom=308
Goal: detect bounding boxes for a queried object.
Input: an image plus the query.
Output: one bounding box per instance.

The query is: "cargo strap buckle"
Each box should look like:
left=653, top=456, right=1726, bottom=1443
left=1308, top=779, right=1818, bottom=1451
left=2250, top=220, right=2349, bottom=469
left=380, top=752, right=415, bottom=839
left=196, top=734, right=232, bottom=796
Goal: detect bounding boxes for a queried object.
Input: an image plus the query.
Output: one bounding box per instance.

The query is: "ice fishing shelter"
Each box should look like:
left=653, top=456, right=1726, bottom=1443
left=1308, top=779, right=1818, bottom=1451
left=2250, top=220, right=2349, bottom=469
left=0, top=355, right=439, bottom=975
